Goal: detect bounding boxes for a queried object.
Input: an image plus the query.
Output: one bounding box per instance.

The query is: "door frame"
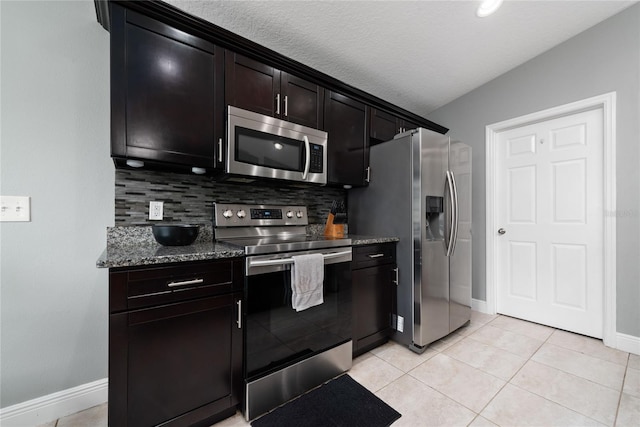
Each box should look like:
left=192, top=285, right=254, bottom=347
left=485, top=92, right=617, bottom=347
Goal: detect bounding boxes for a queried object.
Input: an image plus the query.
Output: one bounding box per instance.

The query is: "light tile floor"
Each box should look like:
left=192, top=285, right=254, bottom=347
left=39, top=311, right=640, bottom=427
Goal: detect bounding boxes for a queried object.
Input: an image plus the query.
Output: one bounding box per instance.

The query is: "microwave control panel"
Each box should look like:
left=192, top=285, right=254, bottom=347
left=309, top=144, right=324, bottom=173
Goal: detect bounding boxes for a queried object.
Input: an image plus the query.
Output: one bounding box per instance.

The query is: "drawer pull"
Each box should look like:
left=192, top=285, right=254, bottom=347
left=367, top=253, right=385, bottom=258
left=167, top=278, right=204, bottom=287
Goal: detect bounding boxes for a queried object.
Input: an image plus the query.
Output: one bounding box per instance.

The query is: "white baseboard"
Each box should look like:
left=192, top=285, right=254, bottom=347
left=0, top=378, right=107, bottom=427
left=616, top=332, right=640, bottom=355
left=472, top=298, right=490, bottom=314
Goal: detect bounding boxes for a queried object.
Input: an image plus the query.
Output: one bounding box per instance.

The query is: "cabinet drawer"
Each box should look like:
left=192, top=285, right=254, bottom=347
left=110, top=259, right=244, bottom=312
left=352, top=243, right=396, bottom=269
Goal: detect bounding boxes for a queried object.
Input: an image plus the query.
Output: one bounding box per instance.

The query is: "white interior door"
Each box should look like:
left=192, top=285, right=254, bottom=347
left=496, top=108, right=604, bottom=338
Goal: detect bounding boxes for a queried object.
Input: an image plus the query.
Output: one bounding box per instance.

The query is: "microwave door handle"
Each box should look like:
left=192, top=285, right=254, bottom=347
left=302, top=135, right=311, bottom=180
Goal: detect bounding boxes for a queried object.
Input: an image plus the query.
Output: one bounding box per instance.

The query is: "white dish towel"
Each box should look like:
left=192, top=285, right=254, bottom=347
left=291, top=253, right=324, bottom=312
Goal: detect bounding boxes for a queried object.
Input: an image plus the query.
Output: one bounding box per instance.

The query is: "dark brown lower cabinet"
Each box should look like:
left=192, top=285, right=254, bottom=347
left=109, top=259, right=244, bottom=427
left=352, top=243, right=397, bottom=356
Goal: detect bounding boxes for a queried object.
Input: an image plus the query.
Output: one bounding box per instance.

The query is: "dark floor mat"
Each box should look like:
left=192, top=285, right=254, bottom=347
left=251, top=374, right=401, bottom=427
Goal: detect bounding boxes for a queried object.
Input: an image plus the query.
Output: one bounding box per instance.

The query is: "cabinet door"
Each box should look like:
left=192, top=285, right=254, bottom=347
left=370, top=108, right=399, bottom=144
left=225, top=52, right=280, bottom=118
left=324, top=91, right=369, bottom=186
left=111, top=5, right=223, bottom=169
left=280, top=72, right=324, bottom=129
left=109, top=292, right=242, bottom=427
left=352, top=264, right=394, bottom=354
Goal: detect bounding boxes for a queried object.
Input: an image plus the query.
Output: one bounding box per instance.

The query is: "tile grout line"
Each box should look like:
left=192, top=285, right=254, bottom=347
left=612, top=353, right=631, bottom=427
left=505, top=328, right=623, bottom=427
left=528, top=340, right=628, bottom=393
left=407, top=318, right=506, bottom=422
left=371, top=327, right=494, bottom=422
left=468, top=318, right=553, bottom=425
left=505, top=382, right=611, bottom=427
left=545, top=329, right=630, bottom=368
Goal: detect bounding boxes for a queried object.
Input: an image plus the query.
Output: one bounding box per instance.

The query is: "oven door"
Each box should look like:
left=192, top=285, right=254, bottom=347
left=244, top=247, right=352, bottom=381
left=227, top=106, right=327, bottom=185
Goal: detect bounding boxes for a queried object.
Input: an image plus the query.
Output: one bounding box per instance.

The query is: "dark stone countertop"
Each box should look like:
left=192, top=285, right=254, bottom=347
left=97, top=225, right=398, bottom=269
left=96, top=241, right=245, bottom=269
left=347, top=235, right=399, bottom=246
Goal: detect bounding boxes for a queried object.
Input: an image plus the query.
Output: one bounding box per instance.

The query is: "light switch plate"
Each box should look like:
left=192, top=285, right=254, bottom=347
left=0, top=196, right=31, bottom=222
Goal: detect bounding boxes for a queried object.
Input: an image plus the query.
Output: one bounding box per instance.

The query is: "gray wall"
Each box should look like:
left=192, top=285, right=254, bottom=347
left=427, top=4, right=640, bottom=337
left=0, top=0, right=113, bottom=408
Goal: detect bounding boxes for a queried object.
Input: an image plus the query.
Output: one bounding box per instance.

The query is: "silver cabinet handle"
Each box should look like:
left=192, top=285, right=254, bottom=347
left=498, top=228, right=506, bottom=235
left=365, top=166, right=371, bottom=183
left=218, top=138, right=223, bottom=163
left=236, top=300, right=242, bottom=329
left=301, top=135, right=310, bottom=180
left=275, top=93, right=281, bottom=115
left=284, top=95, right=288, bottom=117
left=368, top=253, right=385, bottom=258
left=167, top=278, right=204, bottom=287
left=393, top=267, right=399, bottom=285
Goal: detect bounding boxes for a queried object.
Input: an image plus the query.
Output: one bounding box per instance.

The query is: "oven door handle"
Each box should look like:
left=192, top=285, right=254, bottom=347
left=248, top=250, right=352, bottom=268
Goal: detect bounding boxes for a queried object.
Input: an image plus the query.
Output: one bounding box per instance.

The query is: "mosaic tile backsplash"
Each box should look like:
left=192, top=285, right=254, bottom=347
left=115, top=169, right=347, bottom=226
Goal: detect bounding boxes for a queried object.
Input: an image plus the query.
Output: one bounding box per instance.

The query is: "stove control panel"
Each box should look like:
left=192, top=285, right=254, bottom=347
left=214, top=203, right=308, bottom=227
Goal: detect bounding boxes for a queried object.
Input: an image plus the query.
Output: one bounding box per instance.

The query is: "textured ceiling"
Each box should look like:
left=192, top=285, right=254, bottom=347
left=165, top=0, right=636, bottom=118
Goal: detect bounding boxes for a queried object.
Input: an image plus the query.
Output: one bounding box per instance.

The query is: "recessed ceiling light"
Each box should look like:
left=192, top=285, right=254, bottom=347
left=477, top=0, right=504, bottom=18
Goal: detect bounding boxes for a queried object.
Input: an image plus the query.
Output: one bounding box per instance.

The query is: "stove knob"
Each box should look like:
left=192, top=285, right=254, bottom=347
left=236, top=209, right=246, bottom=218
left=296, top=211, right=304, bottom=218
left=286, top=211, right=294, bottom=218
left=222, top=209, right=233, bottom=219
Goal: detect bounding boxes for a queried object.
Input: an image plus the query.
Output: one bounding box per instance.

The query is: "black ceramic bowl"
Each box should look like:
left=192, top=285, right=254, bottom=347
left=152, top=224, right=199, bottom=246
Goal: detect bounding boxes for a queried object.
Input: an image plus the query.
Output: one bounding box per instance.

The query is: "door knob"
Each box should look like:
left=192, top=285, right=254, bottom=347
left=498, top=228, right=506, bottom=235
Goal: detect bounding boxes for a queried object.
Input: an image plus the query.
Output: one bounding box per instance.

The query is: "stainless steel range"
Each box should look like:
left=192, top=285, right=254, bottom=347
left=213, top=203, right=353, bottom=421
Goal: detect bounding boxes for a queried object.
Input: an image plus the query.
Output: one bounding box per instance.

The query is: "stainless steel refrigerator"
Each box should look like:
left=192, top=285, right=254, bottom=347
left=349, top=128, right=472, bottom=353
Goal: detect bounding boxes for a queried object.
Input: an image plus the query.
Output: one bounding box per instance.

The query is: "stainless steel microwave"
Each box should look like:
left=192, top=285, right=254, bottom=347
left=225, top=106, right=328, bottom=185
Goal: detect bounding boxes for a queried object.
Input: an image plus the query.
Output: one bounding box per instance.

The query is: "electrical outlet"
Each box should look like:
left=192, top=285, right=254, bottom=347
left=0, top=196, right=31, bottom=222
left=149, top=201, right=163, bottom=220
left=397, top=316, right=404, bottom=333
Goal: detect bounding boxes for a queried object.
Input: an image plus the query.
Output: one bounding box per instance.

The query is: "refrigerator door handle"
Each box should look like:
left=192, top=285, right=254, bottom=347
left=445, top=170, right=456, bottom=256
left=449, top=170, right=460, bottom=256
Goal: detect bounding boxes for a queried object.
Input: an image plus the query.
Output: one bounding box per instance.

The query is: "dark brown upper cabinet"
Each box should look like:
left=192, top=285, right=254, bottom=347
left=370, top=108, right=398, bottom=144
left=110, top=4, right=225, bottom=172
left=225, top=52, right=324, bottom=129
left=370, top=108, right=420, bottom=145
left=324, top=91, right=370, bottom=187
